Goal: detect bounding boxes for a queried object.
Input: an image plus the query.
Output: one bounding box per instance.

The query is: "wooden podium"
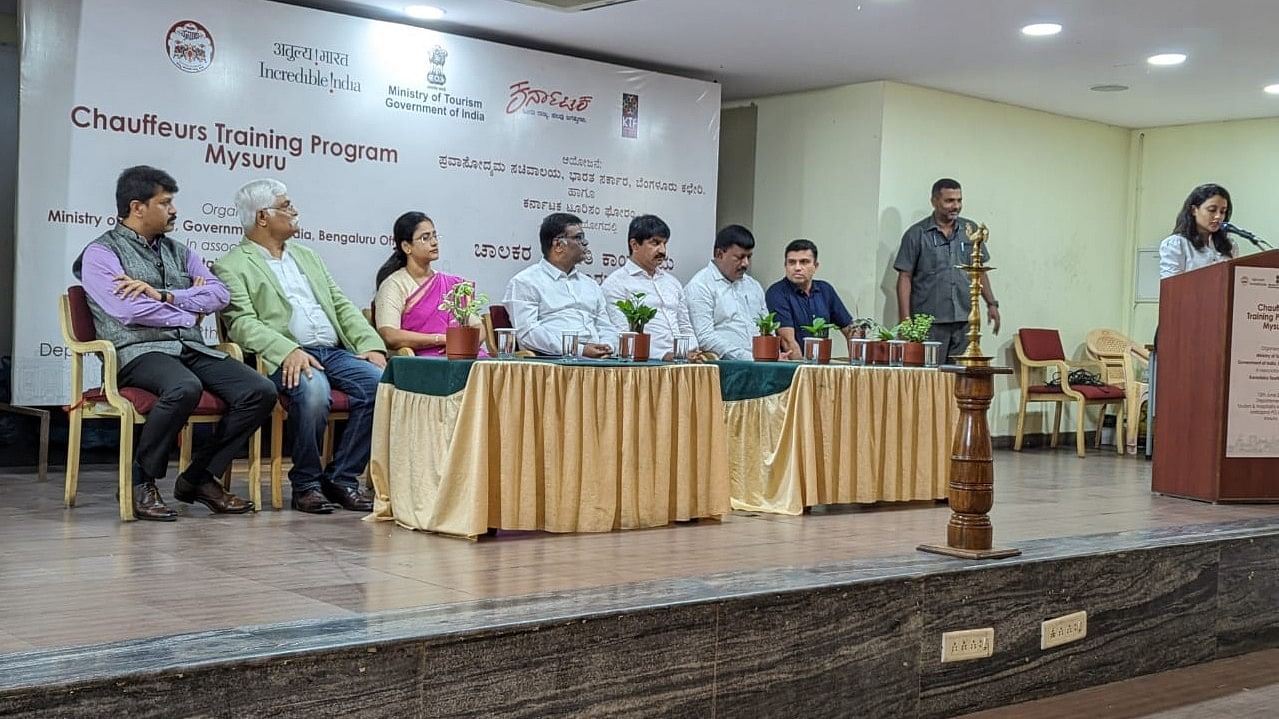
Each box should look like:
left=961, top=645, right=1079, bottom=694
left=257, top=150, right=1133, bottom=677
left=1152, top=249, right=1279, bottom=502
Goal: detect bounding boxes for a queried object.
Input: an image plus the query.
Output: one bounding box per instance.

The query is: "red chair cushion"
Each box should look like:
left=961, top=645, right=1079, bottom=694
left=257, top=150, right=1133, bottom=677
left=1027, top=384, right=1125, bottom=400
left=278, top=390, right=351, bottom=412
left=1019, top=328, right=1066, bottom=362
left=67, top=286, right=97, bottom=343
left=83, top=387, right=229, bottom=415
left=489, top=304, right=513, bottom=330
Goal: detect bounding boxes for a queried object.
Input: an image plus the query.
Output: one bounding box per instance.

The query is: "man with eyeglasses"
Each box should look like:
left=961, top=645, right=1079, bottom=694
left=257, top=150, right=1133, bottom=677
left=503, top=212, right=615, bottom=358
left=214, top=178, right=387, bottom=515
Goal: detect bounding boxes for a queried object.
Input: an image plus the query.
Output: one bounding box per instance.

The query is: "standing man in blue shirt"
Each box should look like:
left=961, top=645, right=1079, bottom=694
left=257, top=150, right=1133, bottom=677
left=765, top=239, right=855, bottom=358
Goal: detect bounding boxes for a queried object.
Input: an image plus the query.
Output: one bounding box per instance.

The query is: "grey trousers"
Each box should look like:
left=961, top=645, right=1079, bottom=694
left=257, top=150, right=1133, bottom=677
left=929, top=321, right=969, bottom=364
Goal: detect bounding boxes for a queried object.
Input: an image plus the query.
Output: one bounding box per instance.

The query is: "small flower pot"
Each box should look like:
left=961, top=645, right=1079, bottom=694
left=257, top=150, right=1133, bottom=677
left=752, top=335, right=780, bottom=362
left=803, top=337, right=834, bottom=364
left=868, top=340, right=890, bottom=365
left=445, top=326, right=482, bottom=360
left=903, top=341, right=925, bottom=366
left=622, top=332, right=652, bottom=362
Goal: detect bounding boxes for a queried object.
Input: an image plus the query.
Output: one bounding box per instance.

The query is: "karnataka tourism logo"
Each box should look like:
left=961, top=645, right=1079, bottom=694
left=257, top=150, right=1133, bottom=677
left=166, top=20, right=215, bottom=73
left=428, top=45, right=448, bottom=87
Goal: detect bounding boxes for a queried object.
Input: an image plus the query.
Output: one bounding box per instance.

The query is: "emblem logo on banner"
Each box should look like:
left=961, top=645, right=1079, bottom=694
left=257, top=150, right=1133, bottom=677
left=622, top=93, right=639, bottom=138
left=428, top=45, right=448, bottom=86
left=165, top=20, right=215, bottom=73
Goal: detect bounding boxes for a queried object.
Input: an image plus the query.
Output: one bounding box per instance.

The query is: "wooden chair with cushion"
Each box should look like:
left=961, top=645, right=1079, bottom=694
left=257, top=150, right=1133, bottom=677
left=216, top=316, right=351, bottom=510
left=60, top=287, right=261, bottom=521
left=1013, top=327, right=1126, bottom=458
left=1085, top=328, right=1150, bottom=455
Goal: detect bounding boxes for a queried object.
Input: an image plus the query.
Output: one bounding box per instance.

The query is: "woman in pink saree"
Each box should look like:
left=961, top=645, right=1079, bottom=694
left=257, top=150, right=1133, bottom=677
left=374, top=211, right=486, bottom=356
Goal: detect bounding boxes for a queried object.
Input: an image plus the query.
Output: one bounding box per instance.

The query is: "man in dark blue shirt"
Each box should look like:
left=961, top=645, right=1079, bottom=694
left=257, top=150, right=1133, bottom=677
left=765, top=239, right=855, bottom=358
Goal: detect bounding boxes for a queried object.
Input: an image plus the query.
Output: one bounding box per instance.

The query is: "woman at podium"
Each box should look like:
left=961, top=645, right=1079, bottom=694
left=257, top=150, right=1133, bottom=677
left=1158, top=183, right=1237, bottom=278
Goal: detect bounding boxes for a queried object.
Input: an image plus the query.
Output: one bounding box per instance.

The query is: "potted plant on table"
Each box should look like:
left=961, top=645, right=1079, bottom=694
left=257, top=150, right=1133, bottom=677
left=614, top=292, right=658, bottom=361
left=868, top=324, right=896, bottom=365
left=438, top=282, right=489, bottom=360
left=895, top=313, right=935, bottom=366
left=753, top=311, right=782, bottom=362
left=799, top=316, right=835, bottom=364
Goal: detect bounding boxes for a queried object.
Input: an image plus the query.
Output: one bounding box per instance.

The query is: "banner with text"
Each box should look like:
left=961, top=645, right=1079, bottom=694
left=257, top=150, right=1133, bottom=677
left=1226, top=268, right=1279, bottom=457
left=14, top=0, right=720, bottom=404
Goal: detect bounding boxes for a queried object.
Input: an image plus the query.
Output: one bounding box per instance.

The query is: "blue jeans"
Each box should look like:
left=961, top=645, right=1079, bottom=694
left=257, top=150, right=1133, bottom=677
left=270, top=346, right=384, bottom=492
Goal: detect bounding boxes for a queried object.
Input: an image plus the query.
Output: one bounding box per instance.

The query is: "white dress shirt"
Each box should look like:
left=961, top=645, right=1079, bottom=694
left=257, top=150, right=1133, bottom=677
left=503, top=259, right=616, bottom=356
left=600, top=259, right=697, bottom=358
left=684, top=261, right=767, bottom=360
left=1158, top=233, right=1236, bottom=279
left=256, top=243, right=339, bottom=347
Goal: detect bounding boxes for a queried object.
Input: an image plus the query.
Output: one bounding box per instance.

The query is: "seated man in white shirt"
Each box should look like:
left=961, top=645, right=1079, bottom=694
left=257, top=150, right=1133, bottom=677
left=503, top=212, right=615, bottom=358
left=601, top=214, right=704, bottom=361
left=685, top=224, right=780, bottom=360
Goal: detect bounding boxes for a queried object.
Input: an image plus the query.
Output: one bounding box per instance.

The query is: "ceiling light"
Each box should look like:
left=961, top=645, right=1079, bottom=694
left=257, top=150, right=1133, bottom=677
left=404, top=5, right=446, bottom=20
left=1021, top=23, right=1062, bottom=37
left=1090, top=84, right=1129, bottom=93
left=1147, top=53, right=1186, bottom=66
left=1265, top=84, right=1279, bottom=95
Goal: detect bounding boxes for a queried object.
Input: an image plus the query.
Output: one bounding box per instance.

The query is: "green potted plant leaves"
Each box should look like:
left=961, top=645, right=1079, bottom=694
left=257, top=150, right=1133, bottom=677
left=895, top=313, right=934, bottom=366
left=438, top=281, right=489, bottom=359
left=753, top=311, right=782, bottom=362
left=614, top=292, right=658, bottom=361
left=799, top=316, right=835, bottom=364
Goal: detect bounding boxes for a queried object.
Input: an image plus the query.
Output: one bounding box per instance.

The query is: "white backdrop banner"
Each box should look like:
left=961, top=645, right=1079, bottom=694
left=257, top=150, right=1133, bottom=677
left=14, top=0, right=720, bottom=404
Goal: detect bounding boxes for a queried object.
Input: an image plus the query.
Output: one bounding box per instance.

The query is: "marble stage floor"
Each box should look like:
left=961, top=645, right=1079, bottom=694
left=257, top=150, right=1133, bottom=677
left=1, top=450, right=1276, bottom=657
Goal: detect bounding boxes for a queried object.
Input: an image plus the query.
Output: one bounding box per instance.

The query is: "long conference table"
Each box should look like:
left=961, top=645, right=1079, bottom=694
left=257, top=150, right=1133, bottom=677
left=368, top=357, right=957, bottom=538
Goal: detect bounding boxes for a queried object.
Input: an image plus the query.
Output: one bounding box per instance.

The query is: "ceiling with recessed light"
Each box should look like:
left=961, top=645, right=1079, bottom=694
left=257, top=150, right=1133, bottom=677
left=278, top=0, right=1279, bottom=128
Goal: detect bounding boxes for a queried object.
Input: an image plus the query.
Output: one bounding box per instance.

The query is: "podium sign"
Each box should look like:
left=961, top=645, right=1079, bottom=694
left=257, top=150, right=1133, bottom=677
left=1226, top=269, right=1279, bottom=457
left=1153, top=249, right=1279, bottom=502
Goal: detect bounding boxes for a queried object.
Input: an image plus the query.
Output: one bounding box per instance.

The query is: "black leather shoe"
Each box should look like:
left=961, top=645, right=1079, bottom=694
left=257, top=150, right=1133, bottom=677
left=321, top=483, right=374, bottom=512
left=132, top=481, right=177, bottom=522
left=174, top=473, right=254, bottom=514
left=291, top=488, right=336, bottom=514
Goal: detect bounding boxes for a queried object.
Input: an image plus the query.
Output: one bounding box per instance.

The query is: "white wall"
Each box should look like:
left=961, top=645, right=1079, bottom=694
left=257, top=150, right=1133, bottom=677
left=739, top=81, right=1135, bottom=436
left=878, top=83, right=1133, bottom=436
left=1128, top=118, right=1279, bottom=342
left=749, top=81, right=886, bottom=330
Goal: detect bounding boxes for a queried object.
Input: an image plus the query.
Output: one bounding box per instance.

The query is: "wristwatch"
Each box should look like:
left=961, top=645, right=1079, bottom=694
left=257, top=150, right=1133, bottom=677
left=161, top=290, right=173, bottom=304
left=986, top=300, right=999, bottom=308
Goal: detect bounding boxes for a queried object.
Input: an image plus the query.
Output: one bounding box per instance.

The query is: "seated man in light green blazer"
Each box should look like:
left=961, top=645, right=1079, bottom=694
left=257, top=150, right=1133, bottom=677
left=213, top=178, right=387, bottom=515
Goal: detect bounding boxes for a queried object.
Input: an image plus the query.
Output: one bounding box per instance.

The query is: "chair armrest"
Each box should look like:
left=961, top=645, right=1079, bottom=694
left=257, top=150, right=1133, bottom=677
left=215, top=342, right=244, bottom=362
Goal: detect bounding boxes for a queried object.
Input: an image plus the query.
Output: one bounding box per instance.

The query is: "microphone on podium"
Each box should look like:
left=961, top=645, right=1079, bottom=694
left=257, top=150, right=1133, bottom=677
left=1222, top=222, right=1273, bottom=250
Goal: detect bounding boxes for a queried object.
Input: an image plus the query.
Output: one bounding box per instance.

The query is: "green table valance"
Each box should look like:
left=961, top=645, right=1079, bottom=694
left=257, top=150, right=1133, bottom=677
left=713, top=360, right=800, bottom=402
left=382, top=356, right=676, bottom=396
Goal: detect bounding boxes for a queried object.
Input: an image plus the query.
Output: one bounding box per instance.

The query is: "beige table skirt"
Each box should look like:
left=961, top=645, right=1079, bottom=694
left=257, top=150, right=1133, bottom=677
left=726, top=365, right=958, bottom=515
left=369, top=361, right=730, bottom=537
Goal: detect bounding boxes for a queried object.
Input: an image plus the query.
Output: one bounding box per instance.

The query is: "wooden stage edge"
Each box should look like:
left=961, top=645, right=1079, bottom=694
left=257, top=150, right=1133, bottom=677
left=1, top=452, right=1278, bottom=717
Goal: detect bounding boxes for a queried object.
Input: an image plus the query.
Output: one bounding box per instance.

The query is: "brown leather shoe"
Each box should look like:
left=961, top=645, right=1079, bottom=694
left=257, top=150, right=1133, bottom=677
left=132, top=481, right=177, bottom=522
left=321, top=483, right=374, bottom=512
left=174, top=474, right=254, bottom=514
left=291, top=488, right=336, bottom=514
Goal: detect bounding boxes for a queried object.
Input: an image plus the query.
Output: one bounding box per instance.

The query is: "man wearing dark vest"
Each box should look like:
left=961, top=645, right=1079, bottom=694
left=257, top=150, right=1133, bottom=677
left=73, top=165, right=277, bottom=521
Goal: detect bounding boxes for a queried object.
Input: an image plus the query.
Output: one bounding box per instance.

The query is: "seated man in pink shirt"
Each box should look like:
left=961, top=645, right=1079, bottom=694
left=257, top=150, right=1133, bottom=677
left=72, top=165, right=277, bottom=521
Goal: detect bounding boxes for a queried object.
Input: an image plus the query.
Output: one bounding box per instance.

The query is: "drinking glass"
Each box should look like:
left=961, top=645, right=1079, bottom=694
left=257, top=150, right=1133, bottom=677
left=887, top=339, right=906, bottom=367
left=560, top=331, right=578, bottom=360
left=848, top=338, right=869, bottom=366
left=495, top=328, right=516, bottom=359
left=922, top=341, right=943, bottom=368
left=617, top=332, right=637, bottom=363
left=803, top=337, right=822, bottom=364
left=671, top=335, right=692, bottom=363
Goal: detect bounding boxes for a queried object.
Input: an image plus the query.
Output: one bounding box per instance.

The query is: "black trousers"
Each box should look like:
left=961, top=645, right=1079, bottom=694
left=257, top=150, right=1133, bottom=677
left=118, top=347, right=277, bottom=484
left=929, top=321, right=970, bottom=363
